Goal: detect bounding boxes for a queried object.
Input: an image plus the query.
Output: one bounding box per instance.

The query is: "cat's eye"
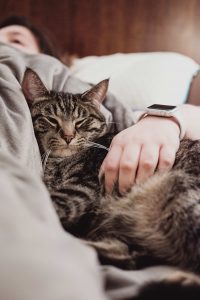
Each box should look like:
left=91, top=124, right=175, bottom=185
left=48, top=117, right=59, bottom=127
left=34, top=117, right=50, bottom=133
left=75, top=119, right=86, bottom=128
left=75, top=117, right=91, bottom=129
left=12, top=39, right=21, bottom=44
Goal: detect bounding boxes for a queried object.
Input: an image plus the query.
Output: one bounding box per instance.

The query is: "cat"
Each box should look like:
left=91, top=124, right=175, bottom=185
left=22, top=68, right=200, bottom=276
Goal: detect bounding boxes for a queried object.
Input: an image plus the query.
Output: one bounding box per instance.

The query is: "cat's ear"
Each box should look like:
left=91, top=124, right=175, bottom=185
left=22, top=68, right=48, bottom=105
left=81, top=79, right=109, bottom=104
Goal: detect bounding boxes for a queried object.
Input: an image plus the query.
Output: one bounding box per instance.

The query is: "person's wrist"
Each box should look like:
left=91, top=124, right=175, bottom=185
left=138, top=112, right=186, bottom=140
left=179, top=104, right=191, bottom=139
left=133, top=105, right=186, bottom=140
left=168, top=114, right=186, bottom=140
left=139, top=115, right=181, bottom=137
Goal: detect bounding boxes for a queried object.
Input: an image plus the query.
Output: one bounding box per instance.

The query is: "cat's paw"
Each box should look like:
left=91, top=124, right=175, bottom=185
left=136, top=270, right=200, bottom=300
left=165, top=270, right=200, bottom=286
left=85, top=238, right=137, bottom=270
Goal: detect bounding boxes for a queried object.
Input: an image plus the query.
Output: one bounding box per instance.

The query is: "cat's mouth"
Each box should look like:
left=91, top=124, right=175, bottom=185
left=59, top=142, right=83, bottom=150
left=49, top=144, right=83, bottom=158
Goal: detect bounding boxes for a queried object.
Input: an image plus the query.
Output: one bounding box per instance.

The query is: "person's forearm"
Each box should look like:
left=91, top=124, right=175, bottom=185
left=181, top=104, right=200, bottom=140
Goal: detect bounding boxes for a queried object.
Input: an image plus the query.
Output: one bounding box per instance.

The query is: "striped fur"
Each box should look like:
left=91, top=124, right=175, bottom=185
left=23, top=69, right=200, bottom=283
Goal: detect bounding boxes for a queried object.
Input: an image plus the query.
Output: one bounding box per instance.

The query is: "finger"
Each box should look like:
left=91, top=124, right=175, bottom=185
left=100, top=144, right=123, bottom=194
left=136, top=144, right=160, bottom=184
left=118, top=143, right=141, bottom=194
left=157, top=145, right=176, bottom=172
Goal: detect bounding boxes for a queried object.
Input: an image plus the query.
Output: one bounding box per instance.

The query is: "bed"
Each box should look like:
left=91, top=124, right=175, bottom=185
left=0, top=1, right=200, bottom=299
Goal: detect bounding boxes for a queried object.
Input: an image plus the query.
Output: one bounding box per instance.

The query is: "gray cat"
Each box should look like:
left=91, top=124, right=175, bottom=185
left=22, top=68, right=200, bottom=283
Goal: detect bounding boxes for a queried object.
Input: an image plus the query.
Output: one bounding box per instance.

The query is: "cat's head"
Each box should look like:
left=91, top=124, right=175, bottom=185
left=22, top=68, right=110, bottom=158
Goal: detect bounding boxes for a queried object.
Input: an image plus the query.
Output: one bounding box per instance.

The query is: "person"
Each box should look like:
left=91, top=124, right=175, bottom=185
left=0, top=15, right=200, bottom=300
left=101, top=103, right=200, bottom=194
left=0, top=15, right=109, bottom=300
left=0, top=15, right=57, bottom=56
left=1, top=16, right=200, bottom=196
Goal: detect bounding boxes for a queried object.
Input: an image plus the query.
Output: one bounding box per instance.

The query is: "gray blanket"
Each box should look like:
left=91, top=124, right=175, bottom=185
left=0, top=42, right=185, bottom=300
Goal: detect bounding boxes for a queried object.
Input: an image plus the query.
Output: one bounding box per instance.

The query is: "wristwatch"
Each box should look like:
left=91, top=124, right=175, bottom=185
left=132, top=104, right=186, bottom=140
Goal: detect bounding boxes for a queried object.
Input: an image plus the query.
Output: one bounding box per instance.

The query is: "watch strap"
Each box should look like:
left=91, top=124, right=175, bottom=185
left=132, top=108, right=186, bottom=140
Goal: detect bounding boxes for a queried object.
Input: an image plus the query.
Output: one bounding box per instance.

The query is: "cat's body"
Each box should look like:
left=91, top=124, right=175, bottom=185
left=22, top=68, right=200, bottom=276
left=45, top=136, right=200, bottom=273
left=44, top=134, right=112, bottom=237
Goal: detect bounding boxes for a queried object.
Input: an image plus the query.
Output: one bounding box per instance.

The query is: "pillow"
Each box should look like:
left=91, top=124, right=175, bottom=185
left=70, top=52, right=200, bottom=110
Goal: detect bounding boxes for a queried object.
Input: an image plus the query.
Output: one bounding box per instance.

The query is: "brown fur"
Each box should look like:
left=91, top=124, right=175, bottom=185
left=22, top=69, right=200, bottom=282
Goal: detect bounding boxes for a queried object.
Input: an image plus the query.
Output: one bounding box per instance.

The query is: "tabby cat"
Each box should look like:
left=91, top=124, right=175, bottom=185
left=22, top=68, right=200, bottom=277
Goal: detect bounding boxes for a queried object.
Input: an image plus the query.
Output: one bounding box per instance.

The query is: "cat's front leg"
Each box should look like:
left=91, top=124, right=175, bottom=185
left=136, top=269, right=200, bottom=300
left=50, top=189, right=100, bottom=236
left=50, top=191, right=83, bottom=228
left=84, top=238, right=138, bottom=270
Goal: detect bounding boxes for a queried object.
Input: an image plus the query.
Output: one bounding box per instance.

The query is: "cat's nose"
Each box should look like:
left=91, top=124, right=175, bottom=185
left=63, top=134, right=75, bottom=144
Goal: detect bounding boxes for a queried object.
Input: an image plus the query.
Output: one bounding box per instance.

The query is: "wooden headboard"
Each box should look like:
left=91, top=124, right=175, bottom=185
left=1, top=0, right=200, bottom=63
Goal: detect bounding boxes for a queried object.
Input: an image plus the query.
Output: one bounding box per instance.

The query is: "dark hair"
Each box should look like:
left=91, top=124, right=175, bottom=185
left=0, top=15, right=58, bottom=57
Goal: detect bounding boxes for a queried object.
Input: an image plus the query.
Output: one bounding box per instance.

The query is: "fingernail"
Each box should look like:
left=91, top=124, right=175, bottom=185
left=106, top=184, right=115, bottom=195
left=98, top=167, right=104, bottom=179
left=120, top=190, right=126, bottom=196
left=106, top=187, right=112, bottom=194
left=135, top=178, right=141, bottom=185
left=98, top=172, right=105, bottom=185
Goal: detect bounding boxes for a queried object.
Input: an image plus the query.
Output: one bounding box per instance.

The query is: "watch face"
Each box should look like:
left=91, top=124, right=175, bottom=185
left=147, top=104, right=177, bottom=111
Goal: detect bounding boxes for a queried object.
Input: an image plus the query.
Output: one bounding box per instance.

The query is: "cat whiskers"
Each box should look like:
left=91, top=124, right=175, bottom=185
left=57, top=127, right=62, bottom=135
left=41, top=148, right=52, bottom=171
left=85, top=141, right=109, bottom=151
left=106, top=121, right=122, bottom=125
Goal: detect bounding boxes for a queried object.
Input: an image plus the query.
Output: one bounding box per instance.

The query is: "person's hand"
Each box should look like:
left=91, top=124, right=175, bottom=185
left=100, top=116, right=181, bottom=194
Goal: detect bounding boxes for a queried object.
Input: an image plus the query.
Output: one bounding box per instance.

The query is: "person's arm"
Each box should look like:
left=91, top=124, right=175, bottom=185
left=181, top=104, right=200, bottom=140
left=101, top=104, right=200, bottom=194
